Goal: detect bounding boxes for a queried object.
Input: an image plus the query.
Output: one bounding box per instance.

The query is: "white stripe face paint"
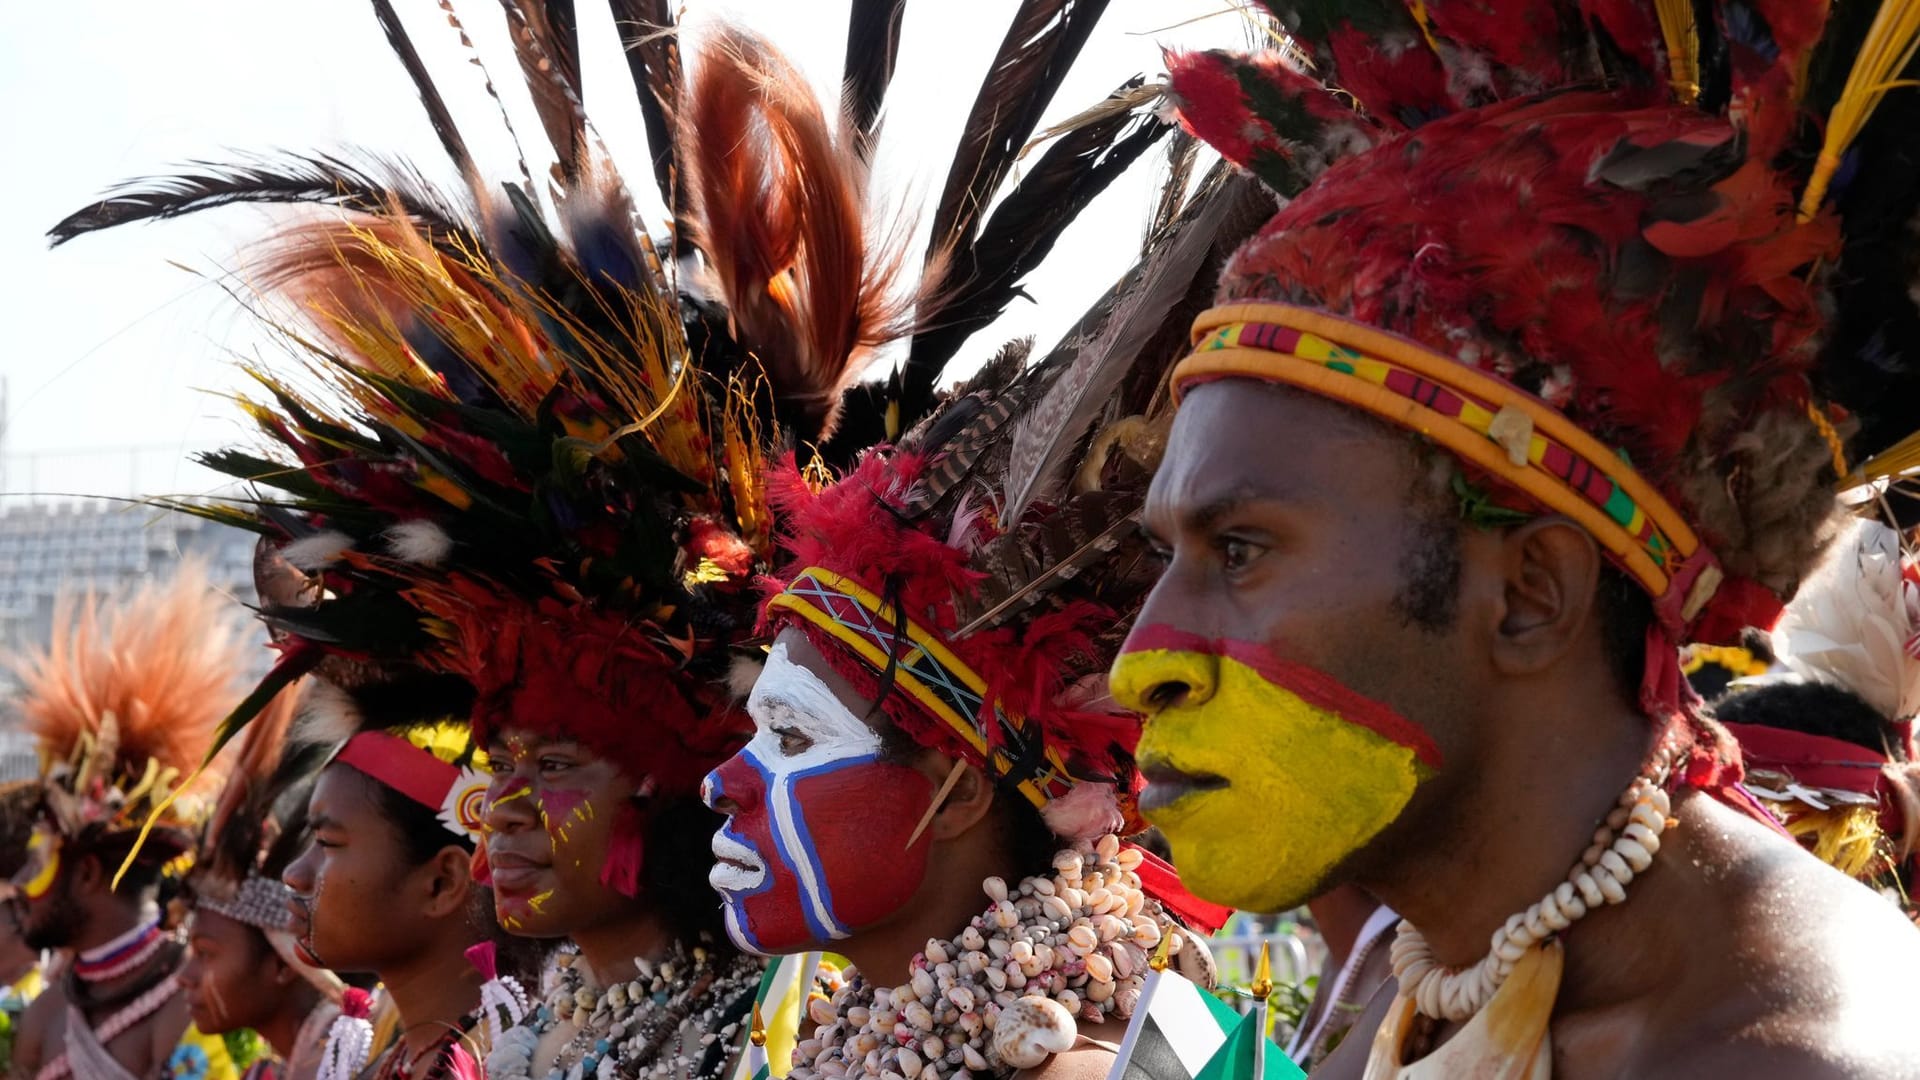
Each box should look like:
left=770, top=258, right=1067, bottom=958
left=703, top=637, right=936, bottom=955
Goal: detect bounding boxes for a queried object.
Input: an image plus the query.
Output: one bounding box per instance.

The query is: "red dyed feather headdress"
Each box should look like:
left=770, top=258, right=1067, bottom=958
left=50, top=2, right=1183, bottom=868
left=764, top=168, right=1269, bottom=862
left=1157, top=0, right=1920, bottom=742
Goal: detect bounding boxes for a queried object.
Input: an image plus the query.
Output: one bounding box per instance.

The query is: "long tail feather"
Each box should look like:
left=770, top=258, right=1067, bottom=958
left=1000, top=167, right=1249, bottom=525
left=371, top=0, right=478, bottom=178
left=608, top=0, right=685, bottom=219
left=904, top=77, right=1168, bottom=420
left=47, top=155, right=466, bottom=248
left=926, top=0, right=1111, bottom=256
left=843, top=0, right=908, bottom=144
left=499, top=0, right=589, bottom=184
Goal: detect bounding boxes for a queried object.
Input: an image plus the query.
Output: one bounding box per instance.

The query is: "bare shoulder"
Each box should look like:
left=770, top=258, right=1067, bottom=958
left=145, top=990, right=192, bottom=1059
left=1640, top=1029, right=1920, bottom=1080
left=1633, top=800, right=1920, bottom=1073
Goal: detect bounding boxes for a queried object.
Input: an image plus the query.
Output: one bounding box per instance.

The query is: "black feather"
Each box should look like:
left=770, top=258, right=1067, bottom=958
left=903, top=79, right=1169, bottom=425
left=844, top=0, right=908, bottom=145
left=47, top=154, right=466, bottom=248
left=370, top=0, right=477, bottom=178
left=607, top=0, right=687, bottom=249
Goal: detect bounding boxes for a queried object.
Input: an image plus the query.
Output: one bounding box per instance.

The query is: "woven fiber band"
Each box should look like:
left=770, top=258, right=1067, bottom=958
left=199, top=874, right=296, bottom=933
left=767, top=566, right=1077, bottom=810
left=1173, top=303, right=1717, bottom=617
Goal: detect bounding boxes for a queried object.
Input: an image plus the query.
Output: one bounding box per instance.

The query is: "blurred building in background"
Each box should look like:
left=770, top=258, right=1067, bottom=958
left=0, top=433, right=263, bottom=749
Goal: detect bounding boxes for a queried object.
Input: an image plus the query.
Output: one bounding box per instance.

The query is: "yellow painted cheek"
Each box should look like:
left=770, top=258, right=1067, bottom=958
left=21, top=833, right=59, bottom=902
left=1137, top=660, right=1426, bottom=913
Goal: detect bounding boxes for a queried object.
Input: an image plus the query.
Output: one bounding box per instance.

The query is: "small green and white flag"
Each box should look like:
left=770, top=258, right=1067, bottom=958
left=1105, top=966, right=1305, bottom=1080
left=735, top=951, right=823, bottom=1080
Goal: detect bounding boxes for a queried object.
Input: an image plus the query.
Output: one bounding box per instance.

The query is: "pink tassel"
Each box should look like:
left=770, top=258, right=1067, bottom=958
left=465, top=942, right=499, bottom=982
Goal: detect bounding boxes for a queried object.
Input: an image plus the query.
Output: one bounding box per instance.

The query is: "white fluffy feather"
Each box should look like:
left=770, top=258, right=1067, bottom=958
left=385, top=520, right=453, bottom=566
left=294, top=681, right=365, bottom=747
left=1770, top=518, right=1920, bottom=722
left=280, top=530, right=355, bottom=571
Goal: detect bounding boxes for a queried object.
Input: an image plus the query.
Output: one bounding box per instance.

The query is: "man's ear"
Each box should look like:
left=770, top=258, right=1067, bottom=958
left=915, top=751, right=997, bottom=843
left=420, top=845, right=475, bottom=918
left=1491, top=516, right=1602, bottom=677
left=71, top=852, right=103, bottom=896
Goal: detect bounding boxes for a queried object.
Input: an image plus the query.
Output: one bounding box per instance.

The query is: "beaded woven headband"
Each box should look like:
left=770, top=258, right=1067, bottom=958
left=1172, top=303, right=1723, bottom=633
left=766, top=567, right=1079, bottom=810
left=199, top=874, right=296, bottom=933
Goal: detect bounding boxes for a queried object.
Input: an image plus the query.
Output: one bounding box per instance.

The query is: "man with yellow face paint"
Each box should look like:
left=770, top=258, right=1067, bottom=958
left=4, top=565, right=243, bottom=1080
left=1112, top=10, right=1920, bottom=1078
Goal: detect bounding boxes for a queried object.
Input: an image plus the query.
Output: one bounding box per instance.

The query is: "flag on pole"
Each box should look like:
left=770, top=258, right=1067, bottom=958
left=1104, top=963, right=1304, bottom=1080
left=735, top=951, right=822, bottom=1080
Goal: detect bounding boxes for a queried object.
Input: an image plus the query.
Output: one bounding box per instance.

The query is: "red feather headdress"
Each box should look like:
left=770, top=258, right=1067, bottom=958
left=1158, top=0, right=1920, bottom=728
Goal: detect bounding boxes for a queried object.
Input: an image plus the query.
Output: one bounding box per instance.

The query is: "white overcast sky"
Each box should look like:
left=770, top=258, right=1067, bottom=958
left=0, top=0, right=1242, bottom=501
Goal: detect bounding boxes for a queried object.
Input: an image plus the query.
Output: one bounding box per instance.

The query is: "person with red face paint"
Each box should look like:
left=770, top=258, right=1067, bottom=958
left=1107, top=9, right=1920, bottom=1077
left=3, top=566, right=248, bottom=1080
left=706, top=197, right=1266, bottom=1078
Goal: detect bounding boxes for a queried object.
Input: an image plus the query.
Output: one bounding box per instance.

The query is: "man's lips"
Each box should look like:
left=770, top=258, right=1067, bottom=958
left=1137, top=759, right=1228, bottom=814
left=709, top=831, right=766, bottom=892
left=487, top=848, right=550, bottom=894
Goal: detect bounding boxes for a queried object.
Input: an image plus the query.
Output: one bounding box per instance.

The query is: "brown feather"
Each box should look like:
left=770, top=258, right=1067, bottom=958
left=499, top=0, right=588, bottom=184
left=1000, top=168, right=1253, bottom=524
left=679, top=24, right=925, bottom=442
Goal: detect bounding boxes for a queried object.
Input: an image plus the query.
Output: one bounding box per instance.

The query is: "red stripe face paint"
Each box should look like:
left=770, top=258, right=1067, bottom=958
left=1111, top=626, right=1441, bottom=912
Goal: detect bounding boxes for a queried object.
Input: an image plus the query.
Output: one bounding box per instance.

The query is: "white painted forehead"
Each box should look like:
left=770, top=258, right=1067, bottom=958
left=748, top=641, right=881, bottom=750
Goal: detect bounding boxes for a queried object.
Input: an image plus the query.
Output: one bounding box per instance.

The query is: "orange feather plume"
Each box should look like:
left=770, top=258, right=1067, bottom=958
left=6, top=559, right=250, bottom=831
left=678, top=23, right=924, bottom=439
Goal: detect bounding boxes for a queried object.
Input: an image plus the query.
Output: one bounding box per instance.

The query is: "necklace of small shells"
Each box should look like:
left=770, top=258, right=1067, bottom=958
left=486, top=942, right=763, bottom=1080
left=1389, top=739, right=1681, bottom=1023
left=789, top=834, right=1171, bottom=1080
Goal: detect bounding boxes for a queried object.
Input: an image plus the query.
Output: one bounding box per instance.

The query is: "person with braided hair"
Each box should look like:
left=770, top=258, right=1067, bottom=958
left=1109, top=0, right=1920, bottom=1074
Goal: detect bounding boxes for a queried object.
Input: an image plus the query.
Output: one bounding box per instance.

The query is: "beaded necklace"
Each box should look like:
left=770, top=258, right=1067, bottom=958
left=790, top=835, right=1171, bottom=1080
left=487, top=943, right=762, bottom=1080
left=72, top=918, right=165, bottom=983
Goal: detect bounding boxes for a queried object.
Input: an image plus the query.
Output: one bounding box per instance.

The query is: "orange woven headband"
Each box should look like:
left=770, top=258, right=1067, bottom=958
left=1172, top=303, right=1720, bottom=620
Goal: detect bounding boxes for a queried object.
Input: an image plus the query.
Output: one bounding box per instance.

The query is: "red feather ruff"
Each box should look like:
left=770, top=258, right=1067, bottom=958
left=760, top=452, right=1141, bottom=791
left=1216, top=91, right=1841, bottom=640
left=410, top=574, right=749, bottom=796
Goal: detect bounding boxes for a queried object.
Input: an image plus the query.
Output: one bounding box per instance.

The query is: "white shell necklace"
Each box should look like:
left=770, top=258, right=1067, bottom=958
left=1390, top=741, right=1680, bottom=1023
left=788, top=835, right=1171, bottom=1080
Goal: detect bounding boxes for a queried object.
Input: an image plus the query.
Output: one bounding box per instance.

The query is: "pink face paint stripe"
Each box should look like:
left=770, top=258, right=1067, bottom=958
left=1120, top=624, right=1443, bottom=769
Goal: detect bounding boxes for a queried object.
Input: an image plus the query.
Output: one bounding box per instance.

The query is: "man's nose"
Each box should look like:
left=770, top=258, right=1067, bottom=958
left=1110, top=631, right=1220, bottom=714
left=702, top=757, right=755, bottom=815
left=483, top=777, right=538, bottom=834
left=281, top=844, right=316, bottom=893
